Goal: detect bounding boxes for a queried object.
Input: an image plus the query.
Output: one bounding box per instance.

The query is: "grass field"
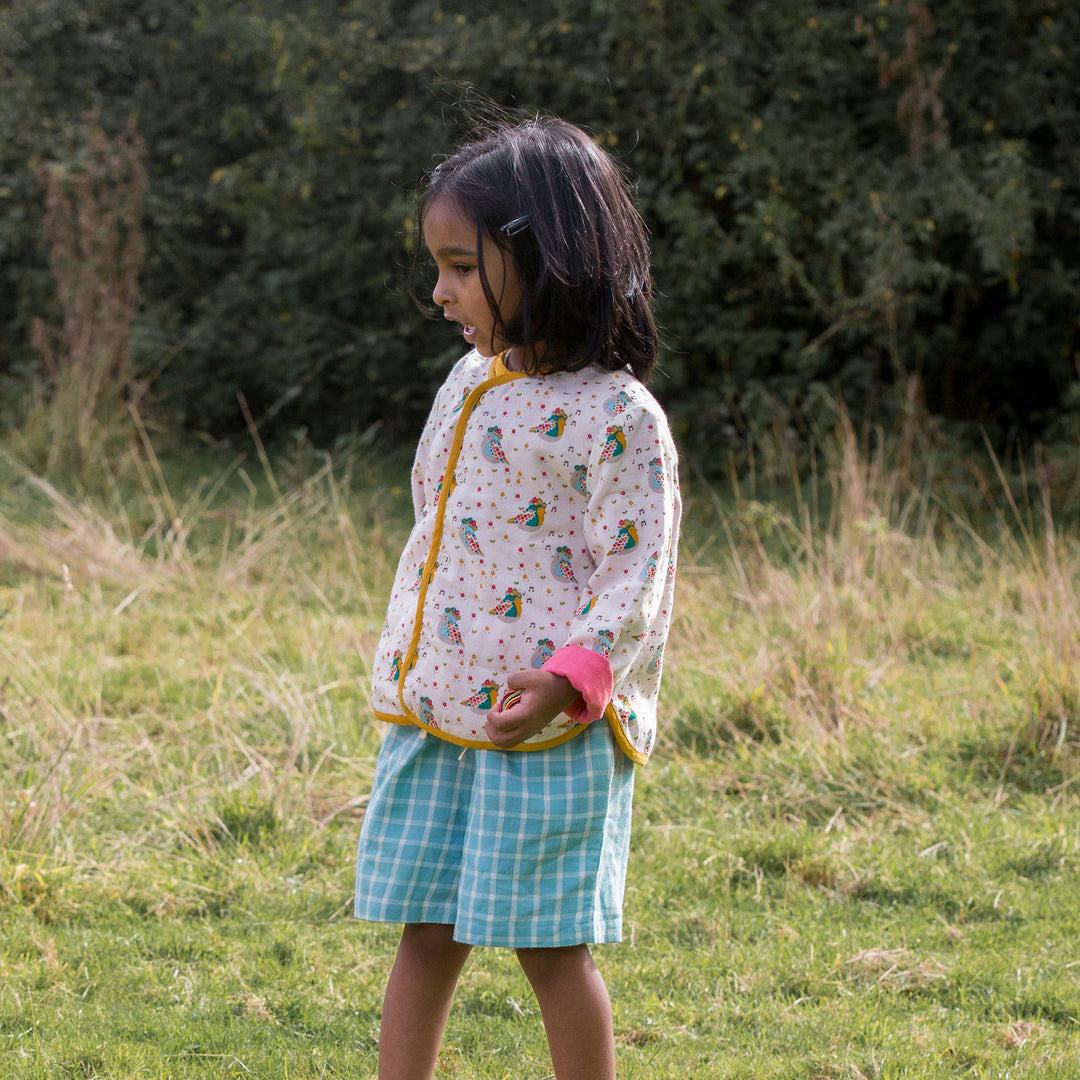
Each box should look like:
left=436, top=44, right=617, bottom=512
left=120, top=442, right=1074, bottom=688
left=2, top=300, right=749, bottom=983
left=1, top=423, right=1078, bottom=1079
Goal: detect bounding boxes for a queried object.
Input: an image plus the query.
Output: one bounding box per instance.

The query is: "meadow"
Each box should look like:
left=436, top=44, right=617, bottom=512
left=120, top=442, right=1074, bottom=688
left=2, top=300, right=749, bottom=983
left=1, top=416, right=1078, bottom=1079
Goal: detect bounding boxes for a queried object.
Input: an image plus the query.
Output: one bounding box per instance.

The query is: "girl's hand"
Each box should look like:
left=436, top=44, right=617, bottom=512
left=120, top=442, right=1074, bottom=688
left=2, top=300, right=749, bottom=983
left=484, top=669, right=581, bottom=749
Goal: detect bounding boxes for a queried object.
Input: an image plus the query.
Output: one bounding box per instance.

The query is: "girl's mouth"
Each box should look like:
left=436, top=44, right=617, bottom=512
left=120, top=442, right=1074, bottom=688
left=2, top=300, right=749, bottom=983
left=462, top=324, right=477, bottom=342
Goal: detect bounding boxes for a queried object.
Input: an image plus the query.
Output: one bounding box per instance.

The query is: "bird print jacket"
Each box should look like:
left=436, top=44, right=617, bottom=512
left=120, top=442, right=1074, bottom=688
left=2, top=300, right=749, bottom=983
left=370, top=350, right=681, bottom=764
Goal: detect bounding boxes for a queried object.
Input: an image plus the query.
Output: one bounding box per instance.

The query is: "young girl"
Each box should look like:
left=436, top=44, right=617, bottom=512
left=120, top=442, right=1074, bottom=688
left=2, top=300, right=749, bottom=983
left=355, top=114, right=681, bottom=1080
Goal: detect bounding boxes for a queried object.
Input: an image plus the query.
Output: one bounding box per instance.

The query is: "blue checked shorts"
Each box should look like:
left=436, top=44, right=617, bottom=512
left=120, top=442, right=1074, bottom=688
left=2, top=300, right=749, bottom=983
left=354, top=719, right=635, bottom=948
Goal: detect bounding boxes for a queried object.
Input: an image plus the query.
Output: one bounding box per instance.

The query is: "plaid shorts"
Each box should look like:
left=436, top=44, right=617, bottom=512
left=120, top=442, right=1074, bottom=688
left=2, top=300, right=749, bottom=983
left=354, top=719, right=635, bottom=948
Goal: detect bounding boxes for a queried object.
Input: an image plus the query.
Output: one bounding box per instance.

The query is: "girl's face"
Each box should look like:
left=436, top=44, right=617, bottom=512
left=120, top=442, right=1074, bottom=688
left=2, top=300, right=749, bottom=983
left=423, top=196, right=523, bottom=359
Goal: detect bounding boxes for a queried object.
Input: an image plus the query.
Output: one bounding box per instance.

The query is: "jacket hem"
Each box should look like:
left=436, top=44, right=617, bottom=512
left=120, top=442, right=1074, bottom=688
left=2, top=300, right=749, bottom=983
left=372, top=708, right=589, bottom=752
left=373, top=706, right=649, bottom=764
left=601, top=703, right=649, bottom=765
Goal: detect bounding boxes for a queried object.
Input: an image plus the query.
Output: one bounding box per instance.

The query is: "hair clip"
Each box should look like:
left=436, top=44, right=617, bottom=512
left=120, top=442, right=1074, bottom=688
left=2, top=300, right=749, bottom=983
left=501, top=215, right=531, bottom=237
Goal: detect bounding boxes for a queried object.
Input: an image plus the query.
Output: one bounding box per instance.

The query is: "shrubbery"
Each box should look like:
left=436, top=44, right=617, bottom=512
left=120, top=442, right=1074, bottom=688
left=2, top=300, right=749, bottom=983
left=1, top=0, right=1077, bottom=464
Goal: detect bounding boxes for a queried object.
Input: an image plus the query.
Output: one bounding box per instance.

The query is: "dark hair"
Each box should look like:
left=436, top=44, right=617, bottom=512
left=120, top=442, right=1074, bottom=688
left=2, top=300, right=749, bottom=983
left=409, top=115, right=658, bottom=383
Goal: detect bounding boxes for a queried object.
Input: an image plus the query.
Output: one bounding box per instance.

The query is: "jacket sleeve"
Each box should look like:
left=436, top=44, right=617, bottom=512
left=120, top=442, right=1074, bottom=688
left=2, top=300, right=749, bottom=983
left=545, top=399, right=680, bottom=713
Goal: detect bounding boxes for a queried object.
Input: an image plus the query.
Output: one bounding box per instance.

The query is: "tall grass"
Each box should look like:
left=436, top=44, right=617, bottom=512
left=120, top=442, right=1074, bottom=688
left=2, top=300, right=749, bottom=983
left=4, top=217, right=1080, bottom=1070
left=0, top=431, right=401, bottom=861
left=1, top=408, right=1079, bottom=1076
left=666, top=399, right=1080, bottom=798
left=13, top=112, right=148, bottom=478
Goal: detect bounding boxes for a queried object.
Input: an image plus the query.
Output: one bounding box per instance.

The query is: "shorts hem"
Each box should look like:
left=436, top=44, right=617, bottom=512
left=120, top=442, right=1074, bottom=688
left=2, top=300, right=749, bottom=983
left=451, top=922, right=623, bottom=948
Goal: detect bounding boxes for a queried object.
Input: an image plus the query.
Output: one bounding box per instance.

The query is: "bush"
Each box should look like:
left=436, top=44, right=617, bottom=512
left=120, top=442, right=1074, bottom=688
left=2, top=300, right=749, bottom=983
left=1, top=0, right=1077, bottom=462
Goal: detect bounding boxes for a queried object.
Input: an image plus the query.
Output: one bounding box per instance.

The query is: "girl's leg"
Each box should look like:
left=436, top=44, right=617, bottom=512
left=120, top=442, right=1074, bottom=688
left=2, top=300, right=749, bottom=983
left=516, top=944, right=616, bottom=1080
left=379, top=922, right=472, bottom=1080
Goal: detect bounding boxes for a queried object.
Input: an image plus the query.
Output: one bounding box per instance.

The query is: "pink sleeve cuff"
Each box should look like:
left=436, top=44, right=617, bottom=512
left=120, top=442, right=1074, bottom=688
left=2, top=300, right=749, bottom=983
left=543, top=645, right=614, bottom=724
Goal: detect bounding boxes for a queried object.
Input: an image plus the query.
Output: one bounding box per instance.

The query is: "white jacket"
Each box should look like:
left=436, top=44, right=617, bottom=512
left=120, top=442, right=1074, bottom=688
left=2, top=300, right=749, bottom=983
left=370, top=351, right=681, bottom=764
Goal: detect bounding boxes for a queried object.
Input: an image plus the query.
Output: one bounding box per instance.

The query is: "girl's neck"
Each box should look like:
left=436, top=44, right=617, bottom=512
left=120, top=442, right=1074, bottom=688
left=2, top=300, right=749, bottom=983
left=503, top=342, right=548, bottom=373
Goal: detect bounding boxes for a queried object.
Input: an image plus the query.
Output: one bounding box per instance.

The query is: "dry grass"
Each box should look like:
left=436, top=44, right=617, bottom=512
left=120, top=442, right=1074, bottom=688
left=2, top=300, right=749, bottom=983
left=663, top=403, right=1080, bottom=796
left=0, top=434, right=398, bottom=865
left=1, top=405, right=1079, bottom=1078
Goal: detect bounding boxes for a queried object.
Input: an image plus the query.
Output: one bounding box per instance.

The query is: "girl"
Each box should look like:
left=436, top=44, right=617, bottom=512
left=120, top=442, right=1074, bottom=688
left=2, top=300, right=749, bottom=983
left=355, top=114, right=681, bottom=1080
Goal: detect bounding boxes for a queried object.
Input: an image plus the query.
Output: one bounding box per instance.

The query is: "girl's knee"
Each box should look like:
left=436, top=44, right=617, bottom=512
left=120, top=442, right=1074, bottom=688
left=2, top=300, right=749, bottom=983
left=400, top=923, right=471, bottom=967
left=516, top=944, right=593, bottom=987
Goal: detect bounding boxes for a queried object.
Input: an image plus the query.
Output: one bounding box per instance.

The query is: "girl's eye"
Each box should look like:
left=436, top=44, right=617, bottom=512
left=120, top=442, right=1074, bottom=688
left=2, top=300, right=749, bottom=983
left=454, top=264, right=474, bottom=276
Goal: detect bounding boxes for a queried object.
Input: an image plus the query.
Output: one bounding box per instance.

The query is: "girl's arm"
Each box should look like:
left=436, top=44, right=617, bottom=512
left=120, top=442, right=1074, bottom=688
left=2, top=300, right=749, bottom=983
left=551, top=399, right=679, bottom=708
left=489, top=397, right=680, bottom=747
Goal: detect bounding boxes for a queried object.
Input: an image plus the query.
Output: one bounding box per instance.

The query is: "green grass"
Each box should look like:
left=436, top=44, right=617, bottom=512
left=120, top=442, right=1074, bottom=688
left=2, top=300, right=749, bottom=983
left=1, top=425, right=1078, bottom=1079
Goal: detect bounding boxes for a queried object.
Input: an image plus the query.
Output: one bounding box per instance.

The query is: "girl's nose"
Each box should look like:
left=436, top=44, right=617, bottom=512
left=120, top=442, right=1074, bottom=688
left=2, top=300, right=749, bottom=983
left=432, top=271, right=452, bottom=308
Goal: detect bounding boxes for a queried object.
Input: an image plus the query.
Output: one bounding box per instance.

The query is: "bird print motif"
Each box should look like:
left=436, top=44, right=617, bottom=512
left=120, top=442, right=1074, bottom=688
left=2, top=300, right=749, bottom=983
left=408, top=564, right=423, bottom=592
left=572, top=464, right=589, bottom=496
left=531, top=638, right=556, bottom=668
left=604, top=390, right=632, bottom=415
left=462, top=679, right=500, bottom=711
left=509, top=497, right=546, bottom=529
left=451, top=390, right=468, bottom=414
left=489, top=587, right=524, bottom=620
left=607, top=519, right=639, bottom=556
left=438, top=606, right=464, bottom=645
left=389, top=650, right=403, bottom=681
left=595, top=629, right=615, bottom=657
left=649, top=457, right=664, bottom=492
left=419, top=696, right=437, bottom=727
left=647, top=643, right=665, bottom=675
left=460, top=517, right=483, bottom=556
left=551, top=546, right=578, bottom=583
left=599, top=425, right=626, bottom=462
left=482, top=425, right=508, bottom=463
left=639, top=550, right=659, bottom=582
left=530, top=409, right=568, bottom=440
left=577, top=595, right=599, bottom=617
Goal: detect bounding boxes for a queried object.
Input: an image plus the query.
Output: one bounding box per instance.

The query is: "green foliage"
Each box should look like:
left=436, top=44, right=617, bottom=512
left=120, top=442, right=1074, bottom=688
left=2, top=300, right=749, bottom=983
left=1, top=0, right=1078, bottom=459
